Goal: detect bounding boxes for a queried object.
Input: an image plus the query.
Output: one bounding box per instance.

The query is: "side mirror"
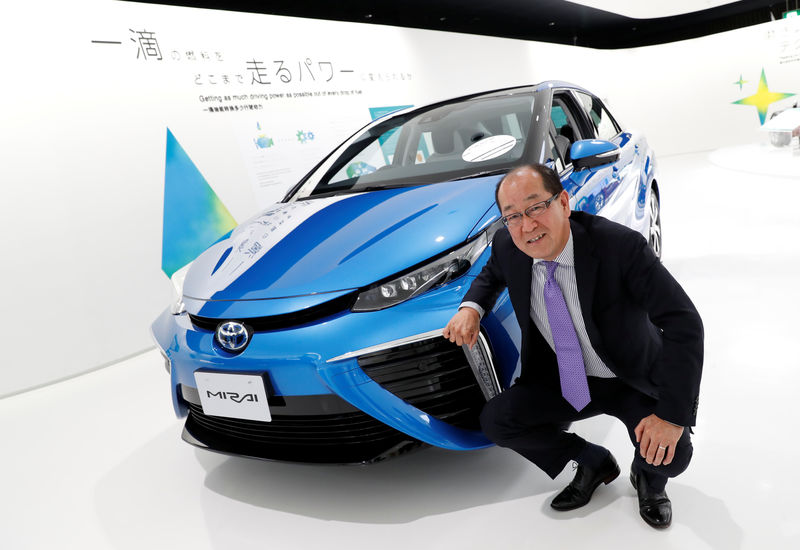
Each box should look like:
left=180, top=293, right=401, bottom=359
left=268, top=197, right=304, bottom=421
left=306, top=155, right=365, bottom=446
left=570, top=139, right=620, bottom=171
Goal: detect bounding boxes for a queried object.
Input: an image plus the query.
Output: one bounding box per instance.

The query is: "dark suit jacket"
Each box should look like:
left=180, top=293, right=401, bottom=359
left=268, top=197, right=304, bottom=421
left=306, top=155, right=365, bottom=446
left=464, top=211, right=703, bottom=426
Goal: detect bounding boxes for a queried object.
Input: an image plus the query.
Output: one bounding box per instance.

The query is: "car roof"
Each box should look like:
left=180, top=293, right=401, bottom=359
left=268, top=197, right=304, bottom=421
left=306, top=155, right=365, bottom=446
left=376, top=80, right=593, bottom=122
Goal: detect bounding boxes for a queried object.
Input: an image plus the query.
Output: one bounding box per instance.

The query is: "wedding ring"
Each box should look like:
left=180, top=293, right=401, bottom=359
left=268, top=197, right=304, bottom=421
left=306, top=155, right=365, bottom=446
left=658, top=445, right=667, bottom=450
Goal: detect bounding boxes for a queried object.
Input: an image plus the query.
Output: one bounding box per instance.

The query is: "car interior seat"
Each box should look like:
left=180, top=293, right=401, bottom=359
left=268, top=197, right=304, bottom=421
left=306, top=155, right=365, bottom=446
left=557, top=124, right=575, bottom=164
left=553, top=135, right=569, bottom=163
left=427, top=126, right=463, bottom=162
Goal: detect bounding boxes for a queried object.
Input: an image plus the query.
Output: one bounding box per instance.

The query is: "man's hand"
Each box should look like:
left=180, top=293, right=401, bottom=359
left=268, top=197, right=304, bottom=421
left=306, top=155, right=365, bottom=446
left=634, top=414, right=684, bottom=467
left=443, top=307, right=480, bottom=348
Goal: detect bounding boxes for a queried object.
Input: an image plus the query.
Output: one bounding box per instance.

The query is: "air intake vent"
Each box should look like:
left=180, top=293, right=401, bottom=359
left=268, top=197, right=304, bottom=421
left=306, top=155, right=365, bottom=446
left=357, top=336, right=496, bottom=430
left=184, top=402, right=420, bottom=464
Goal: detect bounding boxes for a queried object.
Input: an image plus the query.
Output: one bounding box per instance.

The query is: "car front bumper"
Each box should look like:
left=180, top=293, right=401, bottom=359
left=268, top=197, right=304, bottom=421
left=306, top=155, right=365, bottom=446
left=151, top=278, right=520, bottom=462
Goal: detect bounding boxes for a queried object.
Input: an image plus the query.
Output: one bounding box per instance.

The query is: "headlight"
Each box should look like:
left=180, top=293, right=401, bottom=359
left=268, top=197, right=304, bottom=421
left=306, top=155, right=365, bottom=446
left=169, top=263, right=192, bottom=315
left=351, top=223, right=498, bottom=312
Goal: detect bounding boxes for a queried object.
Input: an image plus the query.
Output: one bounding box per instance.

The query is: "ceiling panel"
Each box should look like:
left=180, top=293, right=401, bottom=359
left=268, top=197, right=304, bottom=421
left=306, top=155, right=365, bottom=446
left=563, top=0, right=742, bottom=19
left=128, top=1, right=788, bottom=49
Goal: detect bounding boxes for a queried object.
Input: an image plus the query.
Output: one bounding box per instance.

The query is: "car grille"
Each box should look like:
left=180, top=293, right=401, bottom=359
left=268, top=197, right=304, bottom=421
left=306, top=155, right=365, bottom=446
left=188, top=291, right=357, bottom=332
left=184, top=402, right=420, bottom=464
left=357, top=336, right=489, bottom=430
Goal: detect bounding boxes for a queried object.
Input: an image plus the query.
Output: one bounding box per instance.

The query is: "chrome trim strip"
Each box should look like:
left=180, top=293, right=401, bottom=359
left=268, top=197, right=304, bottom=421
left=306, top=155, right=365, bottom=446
left=597, top=148, right=620, bottom=158
left=477, top=332, right=501, bottom=393
left=463, top=332, right=502, bottom=399
left=326, top=328, right=445, bottom=363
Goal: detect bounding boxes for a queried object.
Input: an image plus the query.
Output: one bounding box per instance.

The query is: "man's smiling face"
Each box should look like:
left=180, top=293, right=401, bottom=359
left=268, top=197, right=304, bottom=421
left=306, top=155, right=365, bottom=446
left=497, top=167, right=571, bottom=261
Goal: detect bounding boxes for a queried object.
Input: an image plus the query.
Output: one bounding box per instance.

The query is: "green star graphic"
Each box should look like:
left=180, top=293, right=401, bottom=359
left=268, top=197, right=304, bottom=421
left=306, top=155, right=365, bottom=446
left=732, top=69, right=795, bottom=125
left=733, top=75, right=747, bottom=91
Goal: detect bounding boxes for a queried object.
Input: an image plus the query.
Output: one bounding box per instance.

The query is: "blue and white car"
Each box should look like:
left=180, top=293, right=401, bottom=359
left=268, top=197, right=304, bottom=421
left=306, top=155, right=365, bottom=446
left=151, top=81, right=661, bottom=463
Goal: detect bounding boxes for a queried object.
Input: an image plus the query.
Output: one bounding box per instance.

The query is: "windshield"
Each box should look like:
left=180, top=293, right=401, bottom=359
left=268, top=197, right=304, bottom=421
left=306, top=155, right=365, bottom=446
left=292, top=92, right=535, bottom=199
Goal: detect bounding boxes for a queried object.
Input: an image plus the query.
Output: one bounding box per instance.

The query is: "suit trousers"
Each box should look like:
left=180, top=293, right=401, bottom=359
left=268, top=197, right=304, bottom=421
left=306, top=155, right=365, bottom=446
left=479, top=377, right=693, bottom=489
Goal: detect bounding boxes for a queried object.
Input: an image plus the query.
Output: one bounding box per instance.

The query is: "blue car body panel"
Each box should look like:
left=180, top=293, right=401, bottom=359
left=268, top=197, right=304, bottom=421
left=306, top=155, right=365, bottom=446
left=151, top=81, right=660, bottom=463
left=184, top=178, right=500, bottom=306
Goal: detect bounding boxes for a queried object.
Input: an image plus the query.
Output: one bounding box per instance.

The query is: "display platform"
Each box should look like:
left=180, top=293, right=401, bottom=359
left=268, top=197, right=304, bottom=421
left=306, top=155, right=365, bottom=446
left=708, top=142, right=800, bottom=178
left=0, top=151, right=798, bottom=549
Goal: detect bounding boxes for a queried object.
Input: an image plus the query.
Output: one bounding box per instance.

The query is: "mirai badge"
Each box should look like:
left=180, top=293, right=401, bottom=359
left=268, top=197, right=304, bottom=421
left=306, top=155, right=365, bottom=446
left=215, top=321, right=250, bottom=352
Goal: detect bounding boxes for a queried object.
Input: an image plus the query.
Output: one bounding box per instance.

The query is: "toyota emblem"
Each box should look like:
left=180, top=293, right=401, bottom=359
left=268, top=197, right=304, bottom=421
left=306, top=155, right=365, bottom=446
left=215, top=321, right=250, bottom=352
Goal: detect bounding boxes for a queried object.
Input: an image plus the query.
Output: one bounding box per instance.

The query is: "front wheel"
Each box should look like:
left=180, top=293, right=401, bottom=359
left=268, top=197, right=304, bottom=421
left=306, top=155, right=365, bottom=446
left=648, top=188, right=662, bottom=260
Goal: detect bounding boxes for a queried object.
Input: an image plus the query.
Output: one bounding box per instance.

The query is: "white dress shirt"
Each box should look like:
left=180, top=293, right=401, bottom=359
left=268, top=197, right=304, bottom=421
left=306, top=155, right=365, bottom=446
left=461, top=229, right=616, bottom=379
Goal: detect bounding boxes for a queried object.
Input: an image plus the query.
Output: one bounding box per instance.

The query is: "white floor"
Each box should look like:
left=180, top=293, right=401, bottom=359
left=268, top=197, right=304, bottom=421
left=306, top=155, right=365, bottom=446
left=2, top=149, right=799, bottom=549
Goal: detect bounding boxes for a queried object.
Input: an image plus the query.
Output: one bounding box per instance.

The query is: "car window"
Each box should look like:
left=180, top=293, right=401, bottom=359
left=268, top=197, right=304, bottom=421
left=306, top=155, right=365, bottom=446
left=550, top=97, right=583, bottom=165
left=545, top=129, right=565, bottom=173
left=328, top=128, right=400, bottom=183
left=551, top=104, right=570, bottom=134
left=574, top=92, right=621, bottom=141
left=293, top=93, right=535, bottom=198
left=415, top=132, right=434, bottom=164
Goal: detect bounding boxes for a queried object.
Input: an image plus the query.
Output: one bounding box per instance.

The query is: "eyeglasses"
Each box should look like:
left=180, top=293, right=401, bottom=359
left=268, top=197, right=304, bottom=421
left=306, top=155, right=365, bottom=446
left=501, top=192, right=562, bottom=227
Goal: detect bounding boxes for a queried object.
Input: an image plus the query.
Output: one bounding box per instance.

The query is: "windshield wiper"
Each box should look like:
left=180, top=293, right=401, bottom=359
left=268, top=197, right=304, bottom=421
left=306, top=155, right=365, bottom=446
left=447, top=168, right=509, bottom=182
left=301, top=182, right=424, bottom=200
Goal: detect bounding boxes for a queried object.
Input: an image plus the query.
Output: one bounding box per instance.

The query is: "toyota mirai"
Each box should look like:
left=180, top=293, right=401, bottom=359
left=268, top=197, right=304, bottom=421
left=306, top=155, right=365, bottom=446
left=151, top=81, right=662, bottom=464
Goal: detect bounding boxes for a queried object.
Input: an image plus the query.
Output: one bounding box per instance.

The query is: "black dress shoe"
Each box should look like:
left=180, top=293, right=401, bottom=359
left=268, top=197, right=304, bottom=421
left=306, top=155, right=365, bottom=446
left=630, top=470, right=672, bottom=529
left=550, top=452, right=620, bottom=511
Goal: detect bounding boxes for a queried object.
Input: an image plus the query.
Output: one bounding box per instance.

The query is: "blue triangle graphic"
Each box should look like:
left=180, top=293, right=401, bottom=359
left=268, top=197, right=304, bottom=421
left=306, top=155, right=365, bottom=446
left=162, top=128, right=237, bottom=278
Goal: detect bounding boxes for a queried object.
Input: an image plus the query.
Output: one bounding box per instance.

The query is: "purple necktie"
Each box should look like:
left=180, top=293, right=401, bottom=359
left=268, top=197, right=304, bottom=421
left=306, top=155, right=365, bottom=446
left=542, top=261, right=591, bottom=411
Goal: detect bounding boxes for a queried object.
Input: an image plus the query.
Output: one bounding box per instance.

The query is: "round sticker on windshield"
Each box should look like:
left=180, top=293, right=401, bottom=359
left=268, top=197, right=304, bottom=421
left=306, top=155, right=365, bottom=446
left=461, top=135, right=518, bottom=162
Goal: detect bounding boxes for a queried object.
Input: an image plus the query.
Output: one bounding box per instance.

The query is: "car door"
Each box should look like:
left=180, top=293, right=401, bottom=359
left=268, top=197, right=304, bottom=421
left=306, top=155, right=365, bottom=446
left=572, top=91, right=642, bottom=227
left=548, top=91, right=616, bottom=220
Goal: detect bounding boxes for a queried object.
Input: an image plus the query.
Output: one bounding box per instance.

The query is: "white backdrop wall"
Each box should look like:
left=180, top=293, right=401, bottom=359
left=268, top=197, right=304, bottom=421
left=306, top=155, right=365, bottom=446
left=527, top=17, right=800, bottom=156
left=1, top=1, right=797, bottom=396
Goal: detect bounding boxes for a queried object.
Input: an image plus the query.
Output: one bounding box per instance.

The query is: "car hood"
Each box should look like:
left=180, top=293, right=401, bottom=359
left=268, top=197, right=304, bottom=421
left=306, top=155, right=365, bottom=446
left=183, top=177, right=499, bottom=304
